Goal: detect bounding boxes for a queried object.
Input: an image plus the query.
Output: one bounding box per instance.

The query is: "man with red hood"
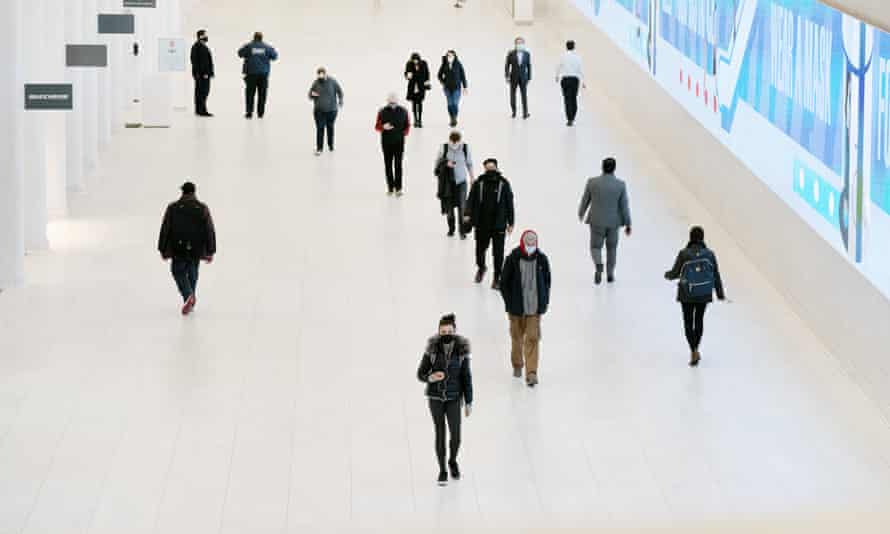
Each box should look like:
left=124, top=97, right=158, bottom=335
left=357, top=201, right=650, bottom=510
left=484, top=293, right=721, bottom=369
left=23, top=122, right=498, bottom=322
left=499, top=230, right=551, bottom=387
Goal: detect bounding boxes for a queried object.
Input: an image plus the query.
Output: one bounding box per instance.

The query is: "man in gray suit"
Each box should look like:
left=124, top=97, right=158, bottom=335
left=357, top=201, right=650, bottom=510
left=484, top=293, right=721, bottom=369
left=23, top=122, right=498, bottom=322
left=578, top=157, right=632, bottom=285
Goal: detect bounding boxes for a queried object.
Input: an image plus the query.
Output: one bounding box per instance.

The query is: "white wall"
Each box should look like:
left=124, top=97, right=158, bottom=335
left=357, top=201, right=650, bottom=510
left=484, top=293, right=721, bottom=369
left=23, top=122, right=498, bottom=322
left=544, top=0, right=890, bottom=417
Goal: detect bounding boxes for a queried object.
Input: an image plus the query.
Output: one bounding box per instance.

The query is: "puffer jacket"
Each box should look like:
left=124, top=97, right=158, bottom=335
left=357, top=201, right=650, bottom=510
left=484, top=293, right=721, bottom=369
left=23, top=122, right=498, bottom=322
left=416, top=335, right=473, bottom=403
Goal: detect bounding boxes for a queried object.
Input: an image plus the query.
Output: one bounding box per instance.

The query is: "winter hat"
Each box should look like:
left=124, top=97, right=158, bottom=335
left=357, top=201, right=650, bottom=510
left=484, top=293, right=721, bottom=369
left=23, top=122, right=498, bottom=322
left=520, top=229, right=538, bottom=256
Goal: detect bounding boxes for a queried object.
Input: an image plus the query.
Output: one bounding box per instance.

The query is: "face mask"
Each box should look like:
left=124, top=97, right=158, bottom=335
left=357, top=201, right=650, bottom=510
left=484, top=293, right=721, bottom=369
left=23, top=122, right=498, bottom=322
left=318, top=74, right=326, bottom=80
left=525, top=245, right=537, bottom=255
left=516, top=43, right=525, bottom=50
left=201, top=36, right=208, bottom=42
left=388, top=102, right=397, bottom=108
left=440, top=334, right=455, bottom=344
left=449, top=142, right=460, bottom=150
left=447, top=56, right=455, bottom=63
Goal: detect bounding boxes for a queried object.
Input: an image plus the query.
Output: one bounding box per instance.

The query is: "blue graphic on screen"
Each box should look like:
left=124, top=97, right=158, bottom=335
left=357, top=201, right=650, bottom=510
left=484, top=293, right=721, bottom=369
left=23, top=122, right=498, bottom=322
left=872, top=32, right=890, bottom=216
left=720, top=1, right=845, bottom=174
left=616, top=0, right=650, bottom=23
left=660, top=0, right=736, bottom=73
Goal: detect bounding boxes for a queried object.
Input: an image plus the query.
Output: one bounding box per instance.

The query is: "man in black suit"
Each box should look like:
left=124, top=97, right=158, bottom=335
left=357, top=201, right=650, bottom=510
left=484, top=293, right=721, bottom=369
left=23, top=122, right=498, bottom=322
left=505, top=36, right=532, bottom=119
left=190, top=29, right=214, bottom=117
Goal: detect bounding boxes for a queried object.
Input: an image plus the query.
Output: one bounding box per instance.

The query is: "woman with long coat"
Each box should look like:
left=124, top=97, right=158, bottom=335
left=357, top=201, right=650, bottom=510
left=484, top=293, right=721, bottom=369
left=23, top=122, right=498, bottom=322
left=404, top=52, right=431, bottom=127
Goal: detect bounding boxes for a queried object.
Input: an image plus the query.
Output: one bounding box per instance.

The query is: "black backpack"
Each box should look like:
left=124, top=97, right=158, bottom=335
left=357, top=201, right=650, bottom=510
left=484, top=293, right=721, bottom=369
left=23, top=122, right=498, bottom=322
left=167, top=200, right=207, bottom=257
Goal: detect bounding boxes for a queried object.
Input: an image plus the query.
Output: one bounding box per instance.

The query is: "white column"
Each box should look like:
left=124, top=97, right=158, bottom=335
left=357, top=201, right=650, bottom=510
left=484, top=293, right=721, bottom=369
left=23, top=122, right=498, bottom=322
left=65, top=0, right=86, bottom=192
left=97, top=0, right=113, bottom=149
left=22, top=0, right=50, bottom=251
left=0, top=0, right=25, bottom=288
left=81, top=0, right=99, bottom=173
left=45, top=0, right=68, bottom=217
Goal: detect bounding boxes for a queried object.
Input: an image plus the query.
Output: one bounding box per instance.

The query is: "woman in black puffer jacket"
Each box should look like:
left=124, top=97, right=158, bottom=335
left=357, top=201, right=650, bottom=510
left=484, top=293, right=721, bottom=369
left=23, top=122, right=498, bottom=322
left=416, top=313, right=473, bottom=487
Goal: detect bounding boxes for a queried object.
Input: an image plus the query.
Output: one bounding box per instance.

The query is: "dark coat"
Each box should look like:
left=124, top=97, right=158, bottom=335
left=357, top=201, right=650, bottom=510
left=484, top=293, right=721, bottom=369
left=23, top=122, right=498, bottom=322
left=404, top=59, right=431, bottom=102
left=375, top=105, right=411, bottom=145
left=417, top=335, right=473, bottom=403
left=500, top=248, right=551, bottom=316
left=664, top=242, right=725, bottom=303
left=465, top=172, right=515, bottom=232
left=237, top=40, right=278, bottom=76
left=504, top=49, right=532, bottom=83
left=158, top=194, right=216, bottom=260
left=437, top=57, right=468, bottom=91
left=190, top=41, right=214, bottom=78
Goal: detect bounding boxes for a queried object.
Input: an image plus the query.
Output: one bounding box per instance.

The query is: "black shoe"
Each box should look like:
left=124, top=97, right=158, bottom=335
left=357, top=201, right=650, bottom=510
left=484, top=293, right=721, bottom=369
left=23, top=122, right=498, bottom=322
left=491, top=278, right=500, bottom=291
left=447, top=230, right=455, bottom=237
left=523, top=113, right=530, bottom=119
left=437, top=471, right=448, bottom=486
left=448, top=461, right=461, bottom=480
left=607, top=275, right=615, bottom=283
left=690, top=351, right=701, bottom=367
left=474, top=268, right=486, bottom=284
left=245, top=113, right=252, bottom=119
left=511, top=111, right=517, bottom=118
left=257, top=113, right=264, bottom=119
left=567, top=120, right=574, bottom=126
left=416, top=121, right=423, bottom=128
left=594, top=271, right=602, bottom=285
left=328, top=146, right=334, bottom=152
left=459, top=233, right=467, bottom=240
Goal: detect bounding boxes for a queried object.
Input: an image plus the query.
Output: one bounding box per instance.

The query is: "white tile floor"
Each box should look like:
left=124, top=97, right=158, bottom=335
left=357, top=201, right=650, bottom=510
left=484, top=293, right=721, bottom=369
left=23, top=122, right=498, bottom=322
left=2, top=0, right=890, bottom=532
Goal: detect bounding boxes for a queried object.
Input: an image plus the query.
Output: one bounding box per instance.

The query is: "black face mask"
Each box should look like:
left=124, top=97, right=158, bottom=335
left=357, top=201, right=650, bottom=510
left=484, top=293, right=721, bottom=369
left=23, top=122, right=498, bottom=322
left=440, top=334, right=455, bottom=344
left=200, top=36, right=208, bottom=43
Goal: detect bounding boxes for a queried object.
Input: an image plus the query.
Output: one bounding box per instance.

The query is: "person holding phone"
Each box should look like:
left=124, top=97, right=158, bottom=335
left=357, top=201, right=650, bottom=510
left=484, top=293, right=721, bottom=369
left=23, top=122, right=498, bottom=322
left=308, top=67, right=344, bottom=155
left=404, top=52, right=431, bottom=127
left=437, top=50, right=468, bottom=127
left=664, top=226, right=726, bottom=366
left=416, top=313, right=474, bottom=486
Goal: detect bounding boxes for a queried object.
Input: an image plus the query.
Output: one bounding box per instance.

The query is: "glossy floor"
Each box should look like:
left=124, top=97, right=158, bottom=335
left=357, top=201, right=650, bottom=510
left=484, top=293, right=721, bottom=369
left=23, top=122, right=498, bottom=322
left=2, top=0, right=890, bottom=532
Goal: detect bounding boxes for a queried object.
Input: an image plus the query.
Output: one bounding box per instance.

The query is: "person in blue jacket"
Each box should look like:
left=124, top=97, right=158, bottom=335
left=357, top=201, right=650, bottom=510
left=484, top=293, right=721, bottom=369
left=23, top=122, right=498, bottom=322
left=237, top=32, right=278, bottom=119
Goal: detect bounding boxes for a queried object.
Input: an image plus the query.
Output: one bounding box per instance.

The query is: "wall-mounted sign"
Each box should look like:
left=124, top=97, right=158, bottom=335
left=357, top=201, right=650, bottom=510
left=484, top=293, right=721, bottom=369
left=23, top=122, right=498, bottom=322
left=98, top=14, right=135, bottom=34
left=158, top=38, right=187, bottom=72
left=123, top=0, right=156, bottom=7
left=66, top=44, right=108, bottom=67
left=25, top=84, right=73, bottom=111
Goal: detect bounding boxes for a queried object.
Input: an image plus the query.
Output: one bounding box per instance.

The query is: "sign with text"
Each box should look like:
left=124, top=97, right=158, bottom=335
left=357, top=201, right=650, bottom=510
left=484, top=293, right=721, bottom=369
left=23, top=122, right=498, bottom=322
left=98, top=13, right=135, bottom=34
left=123, top=0, right=156, bottom=7
left=24, top=84, right=73, bottom=110
left=158, top=38, right=187, bottom=72
left=66, top=44, right=108, bottom=67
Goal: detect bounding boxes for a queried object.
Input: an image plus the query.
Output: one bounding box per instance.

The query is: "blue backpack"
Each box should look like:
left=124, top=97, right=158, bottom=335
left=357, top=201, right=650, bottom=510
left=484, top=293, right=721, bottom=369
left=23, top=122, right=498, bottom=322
left=680, top=251, right=715, bottom=298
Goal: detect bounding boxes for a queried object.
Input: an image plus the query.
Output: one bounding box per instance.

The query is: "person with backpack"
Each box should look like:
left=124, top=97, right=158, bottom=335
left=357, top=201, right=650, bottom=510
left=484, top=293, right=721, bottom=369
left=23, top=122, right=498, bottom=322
left=499, top=230, right=551, bottom=386
left=434, top=130, right=474, bottom=238
left=416, top=313, right=473, bottom=487
left=464, top=158, right=515, bottom=289
left=437, top=50, right=468, bottom=127
left=158, top=182, right=216, bottom=316
left=664, top=226, right=726, bottom=366
left=375, top=92, right=411, bottom=196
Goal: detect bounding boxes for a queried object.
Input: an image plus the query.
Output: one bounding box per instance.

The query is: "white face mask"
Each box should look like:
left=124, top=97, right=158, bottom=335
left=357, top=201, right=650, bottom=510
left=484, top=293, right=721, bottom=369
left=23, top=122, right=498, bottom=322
left=449, top=142, right=460, bottom=150
left=525, top=245, right=537, bottom=255
left=447, top=55, right=455, bottom=63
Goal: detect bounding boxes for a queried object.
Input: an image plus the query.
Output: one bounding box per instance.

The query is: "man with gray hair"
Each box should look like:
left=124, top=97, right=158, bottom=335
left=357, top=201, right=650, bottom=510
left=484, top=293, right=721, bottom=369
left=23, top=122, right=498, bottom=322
left=375, top=92, right=411, bottom=196
left=578, top=157, right=632, bottom=285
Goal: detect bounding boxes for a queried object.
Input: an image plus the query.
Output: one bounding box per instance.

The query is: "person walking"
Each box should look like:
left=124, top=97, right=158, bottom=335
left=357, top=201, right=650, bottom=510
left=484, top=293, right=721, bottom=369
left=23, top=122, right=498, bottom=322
left=556, top=39, right=585, bottom=126
left=375, top=93, right=411, bottom=196
left=434, top=130, right=474, bottom=238
left=577, top=157, right=632, bottom=285
left=309, top=67, right=344, bottom=155
left=416, top=313, right=473, bottom=486
left=237, top=32, right=278, bottom=119
left=499, top=230, right=551, bottom=387
left=505, top=36, right=532, bottom=119
left=437, top=50, right=468, bottom=127
left=664, top=226, right=726, bottom=366
left=157, top=182, right=216, bottom=316
left=404, top=52, right=431, bottom=127
left=464, top=158, right=515, bottom=289
left=190, top=29, right=214, bottom=117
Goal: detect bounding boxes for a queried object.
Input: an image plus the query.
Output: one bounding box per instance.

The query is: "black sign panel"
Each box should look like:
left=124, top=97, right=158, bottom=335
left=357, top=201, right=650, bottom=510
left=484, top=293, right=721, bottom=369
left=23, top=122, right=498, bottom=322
left=98, top=14, right=135, bottom=34
left=25, top=84, right=73, bottom=110
left=123, top=0, right=156, bottom=7
left=66, top=45, right=108, bottom=67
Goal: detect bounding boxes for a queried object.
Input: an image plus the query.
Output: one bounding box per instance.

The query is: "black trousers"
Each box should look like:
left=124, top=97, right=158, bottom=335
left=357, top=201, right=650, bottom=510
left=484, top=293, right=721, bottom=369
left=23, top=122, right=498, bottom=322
left=314, top=110, right=337, bottom=151
left=510, top=80, right=529, bottom=115
left=560, top=76, right=580, bottom=121
left=382, top=141, right=405, bottom=192
left=194, top=76, right=210, bottom=114
left=171, top=257, right=199, bottom=302
left=244, top=74, right=269, bottom=116
left=475, top=228, right=506, bottom=280
left=410, top=100, right=424, bottom=124
left=681, top=302, right=708, bottom=351
left=429, top=399, right=461, bottom=471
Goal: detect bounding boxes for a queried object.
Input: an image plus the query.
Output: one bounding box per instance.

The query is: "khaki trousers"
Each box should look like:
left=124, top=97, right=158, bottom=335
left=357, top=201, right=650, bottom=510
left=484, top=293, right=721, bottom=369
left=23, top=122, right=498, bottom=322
left=509, top=315, right=541, bottom=374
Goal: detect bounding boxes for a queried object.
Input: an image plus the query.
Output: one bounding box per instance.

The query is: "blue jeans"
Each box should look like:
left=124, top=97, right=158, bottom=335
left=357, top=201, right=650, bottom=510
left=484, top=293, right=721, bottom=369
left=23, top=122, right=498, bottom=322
left=445, top=88, right=461, bottom=118
left=171, top=257, right=199, bottom=302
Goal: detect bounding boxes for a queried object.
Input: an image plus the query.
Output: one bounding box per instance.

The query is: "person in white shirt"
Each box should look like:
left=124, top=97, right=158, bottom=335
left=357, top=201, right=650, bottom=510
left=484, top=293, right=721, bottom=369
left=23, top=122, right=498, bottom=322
left=556, top=40, right=585, bottom=126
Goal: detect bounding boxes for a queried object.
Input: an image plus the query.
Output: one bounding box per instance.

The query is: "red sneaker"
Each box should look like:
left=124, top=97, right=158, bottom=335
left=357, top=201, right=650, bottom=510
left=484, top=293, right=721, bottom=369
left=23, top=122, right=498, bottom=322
left=181, top=294, right=196, bottom=315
